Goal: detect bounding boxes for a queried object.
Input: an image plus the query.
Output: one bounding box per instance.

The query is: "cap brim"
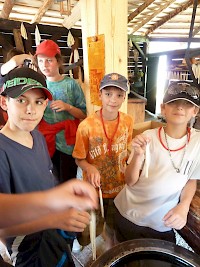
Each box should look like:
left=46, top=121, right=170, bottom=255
left=7, top=85, right=53, bottom=100
left=35, top=51, right=57, bottom=57
left=100, top=82, right=127, bottom=92
left=164, top=97, right=199, bottom=107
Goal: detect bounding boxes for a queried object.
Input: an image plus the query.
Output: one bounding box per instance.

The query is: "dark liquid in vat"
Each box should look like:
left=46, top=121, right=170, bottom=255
left=110, top=251, right=193, bottom=267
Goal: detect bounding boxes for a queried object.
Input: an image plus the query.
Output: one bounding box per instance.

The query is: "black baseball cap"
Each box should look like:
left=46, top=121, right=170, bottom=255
left=163, top=81, right=200, bottom=107
left=1, top=67, right=53, bottom=100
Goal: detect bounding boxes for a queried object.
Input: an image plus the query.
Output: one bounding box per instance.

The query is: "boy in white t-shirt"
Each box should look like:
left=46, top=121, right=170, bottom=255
left=114, top=81, right=200, bottom=243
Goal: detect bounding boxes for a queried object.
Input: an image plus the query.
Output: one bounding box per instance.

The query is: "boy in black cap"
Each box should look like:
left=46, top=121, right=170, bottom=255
left=114, top=81, right=200, bottom=244
left=73, top=73, right=134, bottom=249
left=0, top=67, right=96, bottom=266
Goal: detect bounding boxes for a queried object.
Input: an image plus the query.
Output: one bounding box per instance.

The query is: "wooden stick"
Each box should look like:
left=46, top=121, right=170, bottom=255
left=89, top=210, right=96, bottom=261
left=145, top=143, right=150, bottom=178
left=99, top=187, right=104, bottom=218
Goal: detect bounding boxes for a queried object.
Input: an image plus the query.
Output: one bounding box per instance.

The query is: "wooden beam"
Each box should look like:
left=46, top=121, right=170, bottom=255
left=0, top=18, right=81, bottom=37
left=145, top=0, right=194, bottom=36
left=62, top=1, right=81, bottom=29
left=0, top=0, right=15, bottom=19
left=148, top=47, right=200, bottom=57
left=149, top=37, right=200, bottom=42
left=128, top=0, right=155, bottom=23
left=13, top=29, right=24, bottom=52
left=130, top=0, right=176, bottom=34
left=132, top=42, right=145, bottom=59
left=31, top=0, right=54, bottom=24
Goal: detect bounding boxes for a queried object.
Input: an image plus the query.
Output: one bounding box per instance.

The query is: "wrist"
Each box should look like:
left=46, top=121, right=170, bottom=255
left=67, top=104, right=73, bottom=111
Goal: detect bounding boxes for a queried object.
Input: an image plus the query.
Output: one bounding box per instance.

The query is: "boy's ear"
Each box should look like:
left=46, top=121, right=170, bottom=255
left=0, top=96, right=8, bottom=111
left=194, top=106, right=199, bottom=116
left=44, top=99, right=48, bottom=108
left=160, top=103, right=165, bottom=116
left=123, top=93, right=126, bottom=101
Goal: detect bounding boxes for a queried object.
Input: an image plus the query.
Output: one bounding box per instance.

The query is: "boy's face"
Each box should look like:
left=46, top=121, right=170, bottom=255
left=161, top=100, right=199, bottom=125
left=1, top=88, right=48, bottom=132
left=37, top=54, right=60, bottom=78
left=99, top=86, right=126, bottom=112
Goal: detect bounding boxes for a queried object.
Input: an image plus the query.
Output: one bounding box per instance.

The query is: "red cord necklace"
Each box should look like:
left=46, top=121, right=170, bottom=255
left=100, top=108, right=120, bottom=155
left=158, top=127, right=191, bottom=152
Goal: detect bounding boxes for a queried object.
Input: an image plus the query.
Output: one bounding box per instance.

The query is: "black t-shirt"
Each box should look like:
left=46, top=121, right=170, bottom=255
left=0, top=131, right=75, bottom=266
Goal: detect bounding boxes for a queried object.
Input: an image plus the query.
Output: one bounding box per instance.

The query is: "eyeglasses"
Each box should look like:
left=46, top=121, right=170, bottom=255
left=167, top=82, right=200, bottom=100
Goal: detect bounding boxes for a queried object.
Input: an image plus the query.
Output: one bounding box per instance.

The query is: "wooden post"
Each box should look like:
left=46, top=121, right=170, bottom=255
left=81, top=0, right=128, bottom=115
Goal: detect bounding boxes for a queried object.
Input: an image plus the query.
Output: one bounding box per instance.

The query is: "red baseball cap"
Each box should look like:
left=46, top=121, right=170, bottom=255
left=35, top=40, right=61, bottom=57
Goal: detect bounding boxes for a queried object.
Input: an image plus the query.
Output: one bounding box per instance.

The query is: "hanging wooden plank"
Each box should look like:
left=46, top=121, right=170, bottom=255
left=87, top=34, right=105, bottom=106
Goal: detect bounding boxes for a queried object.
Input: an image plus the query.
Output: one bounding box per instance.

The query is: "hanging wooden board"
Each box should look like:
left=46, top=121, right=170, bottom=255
left=87, top=34, right=105, bottom=106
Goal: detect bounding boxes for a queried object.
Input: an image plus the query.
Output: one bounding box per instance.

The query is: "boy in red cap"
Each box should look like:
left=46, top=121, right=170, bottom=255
left=35, top=39, right=86, bottom=183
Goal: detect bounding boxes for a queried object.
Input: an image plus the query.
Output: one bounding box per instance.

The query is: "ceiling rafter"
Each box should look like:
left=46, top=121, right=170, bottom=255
left=0, top=0, right=15, bottom=19
left=130, top=0, right=176, bottom=34
left=145, top=0, right=194, bottom=36
left=31, top=0, right=54, bottom=24
left=62, top=1, right=81, bottom=29
left=128, top=0, right=155, bottom=23
left=0, top=0, right=200, bottom=40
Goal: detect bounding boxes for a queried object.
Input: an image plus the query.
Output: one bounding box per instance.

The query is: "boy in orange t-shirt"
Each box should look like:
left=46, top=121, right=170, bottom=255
left=72, top=73, right=134, bottom=248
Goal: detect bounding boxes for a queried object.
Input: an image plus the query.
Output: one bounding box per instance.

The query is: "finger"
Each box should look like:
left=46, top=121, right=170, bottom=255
left=63, top=225, right=86, bottom=232
left=164, top=215, right=178, bottom=227
left=94, top=177, right=100, bottom=188
left=163, top=211, right=172, bottom=221
left=90, top=176, right=97, bottom=188
left=69, top=216, right=90, bottom=229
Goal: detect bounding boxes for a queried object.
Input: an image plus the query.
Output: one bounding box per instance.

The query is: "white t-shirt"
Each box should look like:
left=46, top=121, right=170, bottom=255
left=114, top=127, right=200, bottom=232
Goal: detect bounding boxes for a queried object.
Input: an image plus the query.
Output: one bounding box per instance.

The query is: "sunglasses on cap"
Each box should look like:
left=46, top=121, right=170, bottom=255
left=167, top=82, right=200, bottom=100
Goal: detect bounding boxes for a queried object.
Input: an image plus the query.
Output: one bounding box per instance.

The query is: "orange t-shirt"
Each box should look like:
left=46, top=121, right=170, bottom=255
left=73, top=111, right=134, bottom=198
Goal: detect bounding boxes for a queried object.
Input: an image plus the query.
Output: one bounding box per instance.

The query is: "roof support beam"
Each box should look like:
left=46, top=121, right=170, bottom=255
left=145, top=0, right=194, bottom=36
left=128, top=0, right=155, bottom=23
left=0, top=0, right=15, bottom=19
left=31, top=0, right=54, bottom=24
left=130, top=0, right=176, bottom=34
